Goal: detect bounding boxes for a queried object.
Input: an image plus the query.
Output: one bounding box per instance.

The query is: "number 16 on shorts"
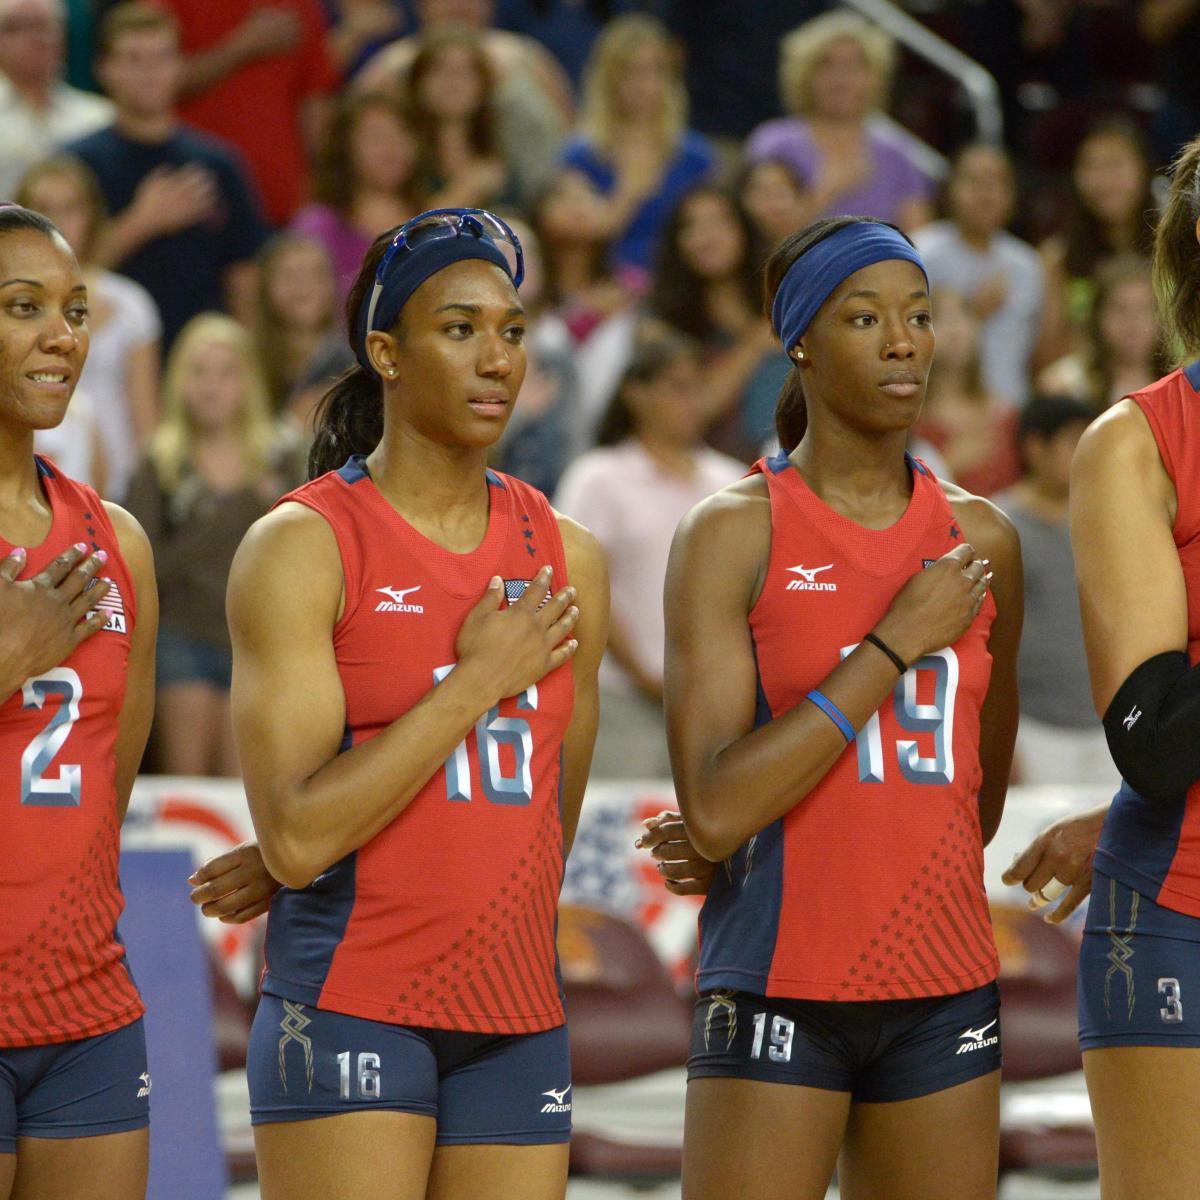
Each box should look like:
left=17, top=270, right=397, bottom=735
left=337, top=1050, right=381, bottom=1100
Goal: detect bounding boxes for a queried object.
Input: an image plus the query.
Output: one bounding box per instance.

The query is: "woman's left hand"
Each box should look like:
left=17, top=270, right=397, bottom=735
left=1000, top=803, right=1108, bottom=924
left=636, top=811, right=715, bottom=896
left=189, top=842, right=281, bottom=924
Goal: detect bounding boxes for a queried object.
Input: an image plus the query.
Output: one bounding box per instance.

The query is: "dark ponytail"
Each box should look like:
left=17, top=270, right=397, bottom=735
left=1153, top=135, right=1200, bottom=365
left=308, top=228, right=396, bottom=478
left=764, top=215, right=915, bottom=452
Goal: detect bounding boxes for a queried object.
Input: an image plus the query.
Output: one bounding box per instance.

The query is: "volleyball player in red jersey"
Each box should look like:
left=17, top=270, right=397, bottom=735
left=228, top=208, right=607, bottom=1200
left=643, top=216, right=1023, bottom=1200
left=1004, top=136, right=1200, bottom=1198
left=0, top=205, right=158, bottom=1200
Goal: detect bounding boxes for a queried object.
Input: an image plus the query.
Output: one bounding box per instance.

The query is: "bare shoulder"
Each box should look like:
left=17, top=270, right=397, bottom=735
left=1074, top=398, right=1162, bottom=476
left=553, top=511, right=602, bottom=570
left=101, top=500, right=154, bottom=583
left=229, top=501, right=343, bottom=624
left=939, top=481, right=1020, bottom=564
left=675, top=473, right=771, bottom=552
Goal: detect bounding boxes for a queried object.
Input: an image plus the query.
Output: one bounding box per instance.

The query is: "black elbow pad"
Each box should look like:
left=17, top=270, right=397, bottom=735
left=1102, top=650, right=1200, bottom=805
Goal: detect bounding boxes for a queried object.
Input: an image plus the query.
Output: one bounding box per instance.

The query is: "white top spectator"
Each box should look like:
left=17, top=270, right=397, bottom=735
left=0, top=0, right=113, bottom=198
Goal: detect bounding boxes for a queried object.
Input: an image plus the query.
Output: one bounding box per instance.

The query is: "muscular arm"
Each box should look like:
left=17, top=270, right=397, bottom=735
left=1072, top=401, right=1184, bottom=714
left=556, top=515, right=608, bottom=855
left=950, top=489, right=1023, bottom=845
left=666, top=481, right=980, bottom=862
left=104, top=504, right=157, bottom=824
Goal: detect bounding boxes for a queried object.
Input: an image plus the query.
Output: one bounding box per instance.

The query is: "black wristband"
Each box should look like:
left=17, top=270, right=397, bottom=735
left=864, top=632, right=908, bottom=676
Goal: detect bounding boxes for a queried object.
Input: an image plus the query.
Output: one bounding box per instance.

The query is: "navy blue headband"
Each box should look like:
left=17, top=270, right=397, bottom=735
left=353, top=236, right=513, bottom=370
left=770, top=223, right=929, bottom=357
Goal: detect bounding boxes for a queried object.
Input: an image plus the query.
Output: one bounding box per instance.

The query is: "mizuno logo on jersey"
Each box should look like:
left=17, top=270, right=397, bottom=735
left=89, top=576, right=126, bottom=633
left=540, top=1084, right=572, bottom=1113
left=1123, top=706, right=1142, bottom=731
left=955, top=1019, right=999, bottom=1054
left=786, top=564, right=837, bottom=592
left=375, top=585, right=424, bottom=614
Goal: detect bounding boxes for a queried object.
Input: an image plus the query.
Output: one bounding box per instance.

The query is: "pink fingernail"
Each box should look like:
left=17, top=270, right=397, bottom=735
left=74, top=541, right=87, bottom=553
left=10, top=546, right=25, bottom=561
left=95, top=550, right=108, bottom=565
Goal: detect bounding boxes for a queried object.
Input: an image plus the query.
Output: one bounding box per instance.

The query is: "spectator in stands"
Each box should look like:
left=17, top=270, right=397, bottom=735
left=554, top=330, right=742, bottom=779
left=158, top=0, right=339, bottom=227
left=125, top=313, right=298, bottom=777
left=406, top=27, right=519, bottom=211
left=661, top=0, right=817, bottom=140
left=994, top=395, right=1118, bottom=787
left=1038, top=254, right=1168, bottom=410
left=0, top=0, right=113, bottom=198
left=1138, top=0, right=1200, bottom=163
left=535, top=166, right=637, bottom=440
left=15, top=154, right=161, bottom=502
left=491, top=213, right=580, bottom=497
left=494, top=0, right=641, bottom=87
left=560, top=14, right=716, bottom=280
left=746, top=10, right=934, bottom=233
left=739, top=156, right=811, bottom=249
left=291, top=90, right=421, bottom=302
left=913, top=287, right=1020, bottom=497
left=648, top=185, right=786, bottom=461
left=354, top=0, right=570, bottom=209
left=326, top=0, right=409, bottom=79
left=66, top=2, right=269, bottom=351
left=1039, top=117, right=1158, bottom=358
left=252, top=232, right=346, bottom=415
left=915, top=143, right=1046, bottom=409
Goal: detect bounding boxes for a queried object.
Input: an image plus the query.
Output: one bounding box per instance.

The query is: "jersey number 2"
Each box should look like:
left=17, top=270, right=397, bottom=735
left=839, top=645, right=959, bottom=786
left=20, top=667, right=83, bottom=806
left=433, top=665, right=535, bottom=805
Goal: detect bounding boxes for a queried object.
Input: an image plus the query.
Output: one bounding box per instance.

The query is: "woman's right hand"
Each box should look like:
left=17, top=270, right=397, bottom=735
left=874, top=542, right=991, bottom=664
left=454, top=565, right=580, bottom=702
left=0, top=544, right=111, bottom=693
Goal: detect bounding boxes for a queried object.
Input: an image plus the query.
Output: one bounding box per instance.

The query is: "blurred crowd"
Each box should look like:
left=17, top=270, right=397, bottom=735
left=4, top=0, right=1195, bottom=788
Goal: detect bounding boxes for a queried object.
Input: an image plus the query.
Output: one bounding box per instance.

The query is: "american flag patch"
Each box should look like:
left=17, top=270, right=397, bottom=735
left=503, top=579, right=552, bottom=609
left=89, top=576, right=126, bottom=634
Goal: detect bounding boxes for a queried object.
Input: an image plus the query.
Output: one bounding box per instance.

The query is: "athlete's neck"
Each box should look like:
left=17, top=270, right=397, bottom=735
left=0, top=429, right=51, bottom=543
left=366, top=429, right=493, bottom=554
left=789, top=423, right=914, bottom=530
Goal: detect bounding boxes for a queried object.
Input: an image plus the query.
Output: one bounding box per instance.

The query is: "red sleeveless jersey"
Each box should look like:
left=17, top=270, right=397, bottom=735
left=0, top=457, right=143, bottom=1047
left=1096, top=362, right=1200, bottom=916
left=261, top=457, right=575, bottom=1033
left=696, top=452, right=999, bottom=1002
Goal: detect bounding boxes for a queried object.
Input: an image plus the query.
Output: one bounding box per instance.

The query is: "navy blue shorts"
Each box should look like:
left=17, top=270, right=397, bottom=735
left=155, top=625, right=232, bottom=690
left=0, top=1018, right=150, bottom=1154
left=688, top=982, right=1002, bottom=1103
left=248, top=994, right=571, bottom=1144
left=1079, top=867, right=1200, bottom=1050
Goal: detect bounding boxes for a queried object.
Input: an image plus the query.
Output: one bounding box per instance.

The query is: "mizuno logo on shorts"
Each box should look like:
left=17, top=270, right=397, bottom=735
left=541, top=1084, right=572, bottom=1113
left=955, top=1018, right=999, bottom=1054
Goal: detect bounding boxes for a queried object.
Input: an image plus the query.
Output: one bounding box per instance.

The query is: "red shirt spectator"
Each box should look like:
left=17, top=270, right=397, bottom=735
left=163, top=0, right=339, bottom=224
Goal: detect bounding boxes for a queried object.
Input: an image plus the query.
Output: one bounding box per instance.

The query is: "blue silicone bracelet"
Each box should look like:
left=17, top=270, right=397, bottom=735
left=806, top=689, right=855, bottom=744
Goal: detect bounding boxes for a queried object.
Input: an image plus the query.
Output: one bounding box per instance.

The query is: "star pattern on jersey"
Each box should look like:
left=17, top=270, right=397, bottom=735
left=521, top=513, right=538, bottom=558
left=390, top=796, right=564, bottom=1034
left=0, top=809, right=141, bottom=1045
left=830, top=805, right=995, bottom=1002
left=83, top=509, right=99, bottom=553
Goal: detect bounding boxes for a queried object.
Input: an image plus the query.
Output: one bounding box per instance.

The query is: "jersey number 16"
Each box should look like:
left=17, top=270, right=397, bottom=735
left=433, top=665, right=535, bottom=806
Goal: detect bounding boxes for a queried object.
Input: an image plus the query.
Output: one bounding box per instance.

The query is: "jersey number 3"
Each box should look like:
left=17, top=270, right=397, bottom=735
left=21, top=667, right=83, bottom=806
left=839, top=646, right=959, bottom=786
left=433, top=665, right=536, bottom=806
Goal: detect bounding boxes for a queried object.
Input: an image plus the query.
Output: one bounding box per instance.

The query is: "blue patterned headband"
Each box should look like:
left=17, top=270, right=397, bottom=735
left=770, top=223, right=929, bottom=357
